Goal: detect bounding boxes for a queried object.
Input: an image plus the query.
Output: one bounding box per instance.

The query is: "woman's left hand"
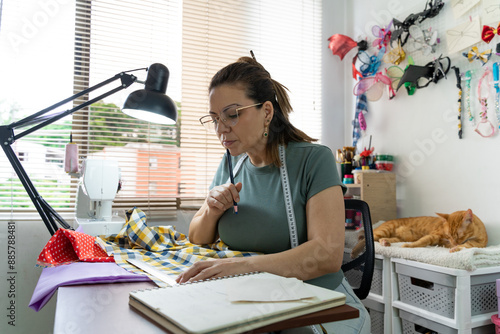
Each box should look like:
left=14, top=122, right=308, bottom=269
left=175, top=257, right=252, bottom=284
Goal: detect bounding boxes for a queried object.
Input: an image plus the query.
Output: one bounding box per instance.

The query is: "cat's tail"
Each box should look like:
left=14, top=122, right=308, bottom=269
left=350, top=233, right=366, bottom=259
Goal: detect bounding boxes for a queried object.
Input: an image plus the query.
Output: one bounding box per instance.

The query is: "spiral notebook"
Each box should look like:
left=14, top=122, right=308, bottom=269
left=129, top=272, right=346, bottom=334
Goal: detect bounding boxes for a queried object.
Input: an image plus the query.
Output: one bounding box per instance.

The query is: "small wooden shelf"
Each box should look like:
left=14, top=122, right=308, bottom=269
left=345, top=172, right=396, bottom=223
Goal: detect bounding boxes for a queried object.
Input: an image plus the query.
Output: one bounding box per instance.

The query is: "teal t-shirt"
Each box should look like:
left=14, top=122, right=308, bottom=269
left=210, top=142, right=346, bottom=290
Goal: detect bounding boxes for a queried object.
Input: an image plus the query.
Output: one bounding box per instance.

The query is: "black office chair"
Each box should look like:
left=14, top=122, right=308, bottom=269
left=341, top=199, right=375, bottom=300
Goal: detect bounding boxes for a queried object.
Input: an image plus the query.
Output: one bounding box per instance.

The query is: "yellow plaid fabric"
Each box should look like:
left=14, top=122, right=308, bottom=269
left=97, top=208, right=260, bottom=287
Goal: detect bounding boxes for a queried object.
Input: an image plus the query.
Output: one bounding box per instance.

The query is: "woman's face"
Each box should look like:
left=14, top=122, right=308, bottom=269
left=209, top=84, right=271, bottom=159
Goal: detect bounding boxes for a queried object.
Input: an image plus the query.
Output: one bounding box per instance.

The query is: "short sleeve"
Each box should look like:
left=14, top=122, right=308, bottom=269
left=303, top=145, right=346, bottom=201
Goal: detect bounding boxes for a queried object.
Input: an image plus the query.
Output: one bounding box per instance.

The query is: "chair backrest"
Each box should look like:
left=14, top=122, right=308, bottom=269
left=341, top=199, right=375, bottom=300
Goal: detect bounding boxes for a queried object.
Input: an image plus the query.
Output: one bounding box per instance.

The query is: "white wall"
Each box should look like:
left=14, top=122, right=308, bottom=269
left=321, top=0, right=500, bottom=245
left=321, top=0, right=347, bottom=148
left=0, top=221, right=56, bottom=334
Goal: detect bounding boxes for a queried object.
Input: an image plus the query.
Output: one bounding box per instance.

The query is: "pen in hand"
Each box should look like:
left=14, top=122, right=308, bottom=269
left=226, top=149, right=238, bottom=214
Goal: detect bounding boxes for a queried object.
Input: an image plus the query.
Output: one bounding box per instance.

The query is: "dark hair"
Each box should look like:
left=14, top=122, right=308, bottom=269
left=209, top=56, right=317, bottom=167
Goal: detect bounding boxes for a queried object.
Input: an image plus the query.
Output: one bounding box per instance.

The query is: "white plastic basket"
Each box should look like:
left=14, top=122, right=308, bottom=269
left=391, top=258, right=500, bottom=333
left=362, top=298, right=384, bottom=334
left=395, top=261, right=497, bottom=318
left=367, top=255, right=392, bottom=302
left=370, top=256, right=383, bottom=296
left=363, top=254, right=393, bottom=333
left=399, top=309, right=495, bottom=334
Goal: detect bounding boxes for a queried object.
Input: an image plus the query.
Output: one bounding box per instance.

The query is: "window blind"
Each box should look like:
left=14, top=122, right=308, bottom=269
left=71, top=0, right=182, bottom=220
left=181, top=0, right=323, bottom=198
left=0, top=0, right=322, bottom=223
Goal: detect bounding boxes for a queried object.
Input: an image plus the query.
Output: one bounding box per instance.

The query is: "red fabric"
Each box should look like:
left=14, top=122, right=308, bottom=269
left=37, top=229, right=114, bottom=267
left=328, top=34, right=357, bottom=61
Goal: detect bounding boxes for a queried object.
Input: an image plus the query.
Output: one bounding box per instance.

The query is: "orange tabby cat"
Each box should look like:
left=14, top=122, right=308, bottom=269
left=351, top=209, right=487, bottom=258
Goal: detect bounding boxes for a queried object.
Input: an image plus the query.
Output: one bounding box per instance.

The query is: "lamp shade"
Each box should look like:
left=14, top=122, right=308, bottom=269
left=122, top=63, right=178, bottom=125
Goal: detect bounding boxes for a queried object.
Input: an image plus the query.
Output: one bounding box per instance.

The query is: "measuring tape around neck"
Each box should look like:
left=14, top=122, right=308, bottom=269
left=227, top=147, right=299, bottom=249
left=230, top=146, right=321, bottom=333
left=279, top=145, right=299, bottom=249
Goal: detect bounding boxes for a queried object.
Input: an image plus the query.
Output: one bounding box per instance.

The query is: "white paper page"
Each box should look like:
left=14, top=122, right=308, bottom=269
left=446, top=16, right=482, bottom=54
left=130, top=272, right=346, bottom=334
left=482, top=0, right=500, bottom=25
left=451, top=0, right=480, bottom=19
left=225, top=276, right=315, bottom=302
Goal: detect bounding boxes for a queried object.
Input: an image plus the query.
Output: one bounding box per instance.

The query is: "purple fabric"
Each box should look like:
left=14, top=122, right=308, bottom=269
left=29, top=262, right=150, bottom=311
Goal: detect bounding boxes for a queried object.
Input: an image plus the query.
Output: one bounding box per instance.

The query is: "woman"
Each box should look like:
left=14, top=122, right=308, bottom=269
left=176, top=55, right=370, bottom=333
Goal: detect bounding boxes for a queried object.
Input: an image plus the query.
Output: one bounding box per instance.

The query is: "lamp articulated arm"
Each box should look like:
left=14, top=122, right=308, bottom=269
left=0, top=71, right=140, bottom=236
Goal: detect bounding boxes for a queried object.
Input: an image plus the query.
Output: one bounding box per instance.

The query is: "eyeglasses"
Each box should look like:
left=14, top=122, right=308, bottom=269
left=199, top=103, right=263, bottom=132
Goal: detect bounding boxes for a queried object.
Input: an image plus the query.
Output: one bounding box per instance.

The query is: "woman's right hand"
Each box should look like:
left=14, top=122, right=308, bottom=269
left=206, top=182, right=242, bottom=215
left=188, top=182, right=242, bottom=245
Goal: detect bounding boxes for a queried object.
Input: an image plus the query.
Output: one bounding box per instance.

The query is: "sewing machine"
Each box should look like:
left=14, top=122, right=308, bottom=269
left=75, top=159, right=125, bottom=236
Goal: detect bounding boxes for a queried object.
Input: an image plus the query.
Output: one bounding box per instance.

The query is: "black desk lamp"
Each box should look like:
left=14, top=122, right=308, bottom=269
left=0, top=63, right=177, bottom=236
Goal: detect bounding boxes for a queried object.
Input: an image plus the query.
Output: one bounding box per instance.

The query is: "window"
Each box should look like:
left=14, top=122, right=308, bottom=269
left=181, top=0, right=322, bottom=198
left=0, top=0, right=322, bottom=223
left=0, top=0, right=76, bottom=217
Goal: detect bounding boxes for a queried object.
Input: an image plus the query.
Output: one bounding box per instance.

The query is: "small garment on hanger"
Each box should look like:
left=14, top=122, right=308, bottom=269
left=353, top=93, right=368, bottom=147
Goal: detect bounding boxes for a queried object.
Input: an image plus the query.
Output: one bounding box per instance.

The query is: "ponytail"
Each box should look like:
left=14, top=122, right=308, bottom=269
left=210, top=54, right=317, bottom=167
